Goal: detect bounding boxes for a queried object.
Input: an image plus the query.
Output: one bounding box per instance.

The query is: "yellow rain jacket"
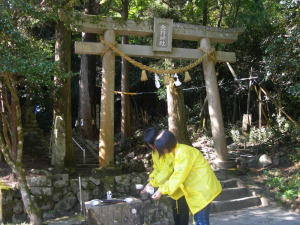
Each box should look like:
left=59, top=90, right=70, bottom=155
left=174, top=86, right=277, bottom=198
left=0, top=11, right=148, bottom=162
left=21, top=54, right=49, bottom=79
left=159, top=144, right=222, bottom=214
left=149, top=150, right=174, bottom=187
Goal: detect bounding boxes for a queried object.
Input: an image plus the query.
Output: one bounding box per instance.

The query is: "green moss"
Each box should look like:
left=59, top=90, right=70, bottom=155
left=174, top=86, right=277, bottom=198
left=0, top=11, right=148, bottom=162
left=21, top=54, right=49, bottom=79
left=87, top=14, right=104, bottom=24
left=111, top=17, right=144, bottom=25
left=74, top=215, right=85, bottom=221
left=0, top=180, right=11, bottom=190
left=225, top=168, right=250, bottom=176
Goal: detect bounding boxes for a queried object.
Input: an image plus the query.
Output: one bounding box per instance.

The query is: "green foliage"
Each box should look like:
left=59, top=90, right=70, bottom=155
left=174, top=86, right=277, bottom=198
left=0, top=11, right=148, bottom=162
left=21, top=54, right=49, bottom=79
left=76, top=0, right=300, bottom=133
left=269, top=114, right=300, bottom=144
left=288, top=147, right=300, bottom=163
left=128, top=0, right=154, bottom=18
left=259, top=1, right=300, bottom=117
left=0, top=0, right=74, bottom=108
left=263, top=167, right=300, bottom=206
left=99, top=0, right=153, bottom=19
left=0, top=223, right=30, bottom=225
left=248, top=127, right=273, bottom=145
left=229, top=114, right=299, bottom=146
left=229, top=126, right=242, bottom=144
left=263, top=170, right=284, bottom=187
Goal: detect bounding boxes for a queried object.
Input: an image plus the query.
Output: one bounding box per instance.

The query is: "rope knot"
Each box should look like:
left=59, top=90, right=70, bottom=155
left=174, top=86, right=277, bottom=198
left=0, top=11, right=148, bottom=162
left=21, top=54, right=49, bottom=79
left=198, top=47, right=217, bottom=64
left=99, top=37, right=117, bottom=57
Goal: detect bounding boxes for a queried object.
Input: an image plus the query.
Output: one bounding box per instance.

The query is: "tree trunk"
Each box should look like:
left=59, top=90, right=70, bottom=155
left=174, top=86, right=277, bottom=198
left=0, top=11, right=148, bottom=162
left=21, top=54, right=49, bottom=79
left=200, top=0, right=209, bottom=130
left=232, top=96, right=237, bottom=123
left=217, top=1, right=225, bottom=27
left=10, top=96, right=18, bottom=161
left=231, top=0, right=241, bottom=28
left=120, top=35, right=131, bottom=145
left=0, top=72, right=42, bottom=225
left=0, top=145, right=42, bottom=225
left=120, top=0, right=131, bottom=146
left=167, top=78, right=191, bottom=145
left=78, top=0, right=97, bottom=140
left=14, top=164, right=42, bottom=224
left=0, top=79, right=2, bottom=162
left=202, top=0, right=208, bottom=26
left=52, top=16, right=75, bottom=168
left=199, top=96, right=208, bottom=127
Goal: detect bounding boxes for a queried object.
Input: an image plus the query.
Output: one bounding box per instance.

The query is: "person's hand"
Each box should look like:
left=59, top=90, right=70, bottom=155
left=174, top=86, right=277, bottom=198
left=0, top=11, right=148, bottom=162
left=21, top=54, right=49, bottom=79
left=152, top=190, right=162, bottom=200
left=140, top=183, right=151, bottom=194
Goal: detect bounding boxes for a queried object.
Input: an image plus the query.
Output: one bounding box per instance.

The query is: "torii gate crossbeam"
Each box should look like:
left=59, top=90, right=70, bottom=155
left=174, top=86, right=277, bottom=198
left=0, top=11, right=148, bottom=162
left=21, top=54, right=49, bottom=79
left=75, top=42, right=237, bottom=62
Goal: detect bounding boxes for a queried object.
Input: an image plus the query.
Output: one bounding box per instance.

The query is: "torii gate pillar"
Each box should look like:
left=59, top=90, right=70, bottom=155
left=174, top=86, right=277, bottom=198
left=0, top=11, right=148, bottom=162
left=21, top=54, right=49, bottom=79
left=201, top=38, right=230, bottom=164
left=99, top=30, right=116, bottom=167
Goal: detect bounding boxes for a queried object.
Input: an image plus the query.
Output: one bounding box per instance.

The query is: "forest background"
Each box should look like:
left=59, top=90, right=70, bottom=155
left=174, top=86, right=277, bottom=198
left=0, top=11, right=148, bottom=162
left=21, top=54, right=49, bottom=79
left=0, top=0, right=299, bottom=224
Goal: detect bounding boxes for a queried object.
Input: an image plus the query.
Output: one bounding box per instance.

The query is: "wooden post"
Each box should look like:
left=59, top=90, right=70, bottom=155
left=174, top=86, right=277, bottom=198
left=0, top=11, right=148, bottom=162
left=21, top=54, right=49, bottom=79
left=99, top=30, right=116, bottom=167
left=201, top=38, right=228, bottom=162
left=259, top=89, right=262, bottom=141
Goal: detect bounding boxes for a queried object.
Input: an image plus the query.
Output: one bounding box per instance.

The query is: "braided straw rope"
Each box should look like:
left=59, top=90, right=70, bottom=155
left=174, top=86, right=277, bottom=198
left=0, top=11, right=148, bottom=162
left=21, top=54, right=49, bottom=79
left=99, top=37, right=216, bottom=74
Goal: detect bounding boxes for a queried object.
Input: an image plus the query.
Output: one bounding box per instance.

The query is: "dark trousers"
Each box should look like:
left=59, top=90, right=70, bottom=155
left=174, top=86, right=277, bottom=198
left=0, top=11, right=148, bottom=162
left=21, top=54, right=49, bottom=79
left=170, top=196, right=190, bottom=225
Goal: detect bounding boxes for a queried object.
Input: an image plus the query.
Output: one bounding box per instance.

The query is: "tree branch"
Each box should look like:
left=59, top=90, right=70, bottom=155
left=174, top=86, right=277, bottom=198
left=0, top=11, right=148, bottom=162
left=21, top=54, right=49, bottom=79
left=0, top=111, right=12, bottom=153
left=0, top=134, right=15, bottom=166
left=3, top=72, right=23, bottom=161
left=231, top=0, right=241, bottom=28
left=217, top=1, right=225, bottom=27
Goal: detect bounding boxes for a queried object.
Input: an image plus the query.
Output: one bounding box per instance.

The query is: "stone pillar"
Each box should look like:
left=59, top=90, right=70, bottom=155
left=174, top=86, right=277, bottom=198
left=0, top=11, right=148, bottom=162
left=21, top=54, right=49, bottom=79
left=0, top=187, right=13, bottom=223
left=200, top=38, right=229, bottom=163
left=99, top=30, right=116, bottom=167
left=23, top=100, right=41, bottom=133
left=51, top=116, right=66, bottom=167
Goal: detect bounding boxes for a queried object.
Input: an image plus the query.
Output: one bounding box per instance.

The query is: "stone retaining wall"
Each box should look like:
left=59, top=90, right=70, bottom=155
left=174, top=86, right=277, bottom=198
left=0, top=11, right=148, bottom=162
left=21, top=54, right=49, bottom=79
left=1, top=169, right=174, bottom=224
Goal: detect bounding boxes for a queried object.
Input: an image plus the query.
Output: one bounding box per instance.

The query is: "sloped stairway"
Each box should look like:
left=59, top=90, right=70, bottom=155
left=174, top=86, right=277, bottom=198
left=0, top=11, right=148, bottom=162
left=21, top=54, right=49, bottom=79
left=211, top=171, right=263, bottom=213
left=72, top=135, right=99, bottom=177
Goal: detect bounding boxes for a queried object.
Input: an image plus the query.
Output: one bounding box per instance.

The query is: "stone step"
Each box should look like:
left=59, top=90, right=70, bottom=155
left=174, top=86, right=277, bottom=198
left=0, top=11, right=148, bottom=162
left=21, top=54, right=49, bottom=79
left=75, top=157, right=98, bottom=163
left=76, top=163, right=99, bottom=167
left=75, top=161, right=98, bottom=167
left=46, top=215, right=85, bottom=225
left=74, top=144, right=98, bottom=164
left=73, top=139, right=98, bottom=160
left=211, top=196, right=262, bottom=213
left=215, top=187, right=250, bottom=201
left=75, top=168, right=97, bottom=177
left=74, top=153, right=97, bottom=158
left=220, top=179, right=241, bottom=188
left=215, top=171, right=228, bottom=181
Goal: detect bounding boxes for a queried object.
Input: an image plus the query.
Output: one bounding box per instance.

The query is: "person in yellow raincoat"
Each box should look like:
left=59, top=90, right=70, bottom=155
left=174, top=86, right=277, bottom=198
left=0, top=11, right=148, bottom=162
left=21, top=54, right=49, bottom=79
left=152, top=130, right=222, bottom=225
left=141, top=128, right=190, bottom=225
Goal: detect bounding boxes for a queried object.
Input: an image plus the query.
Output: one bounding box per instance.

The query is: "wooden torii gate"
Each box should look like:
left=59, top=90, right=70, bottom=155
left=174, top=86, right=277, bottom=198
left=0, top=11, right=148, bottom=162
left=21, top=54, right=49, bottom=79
left=70, top=14, right=244, bottom=168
